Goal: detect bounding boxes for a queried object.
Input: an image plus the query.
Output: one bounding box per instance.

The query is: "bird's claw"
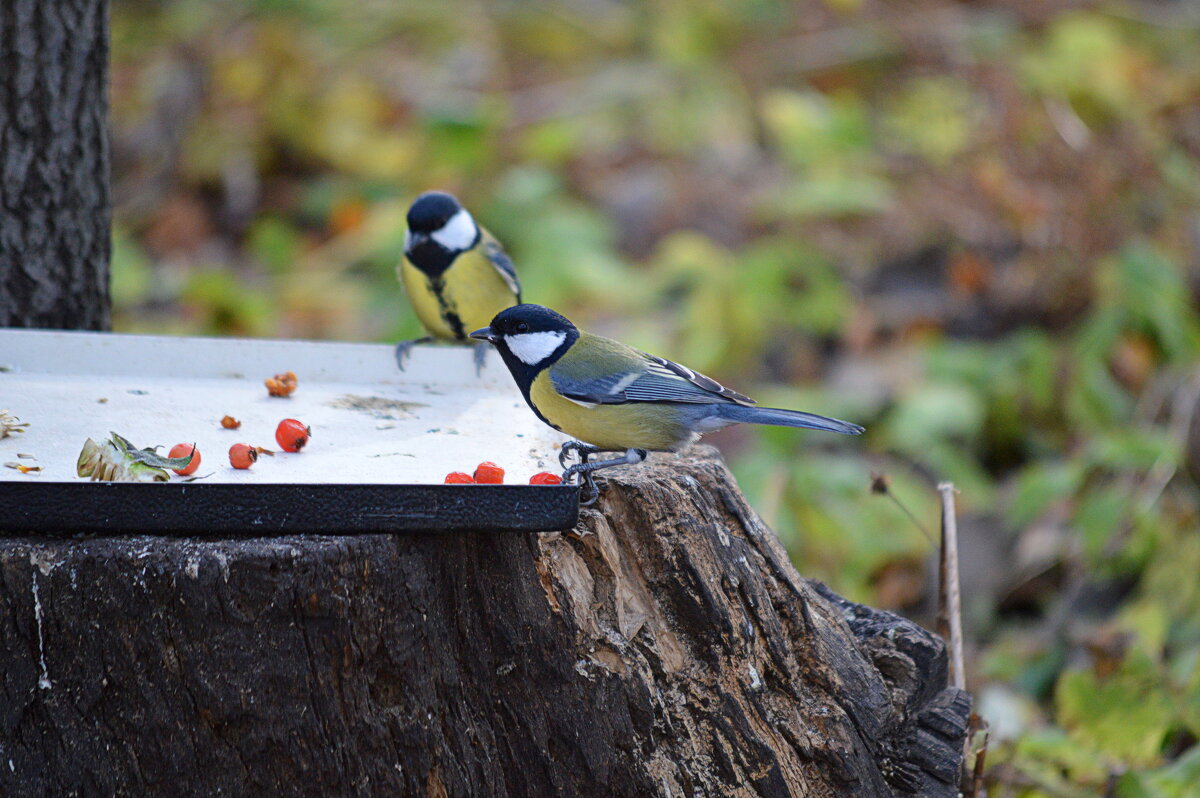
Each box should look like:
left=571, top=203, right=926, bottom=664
left=563, top=461, right=608, bottom=507
left=564, top=464, right=600, bottom=506
left=580, top=477, right=601, bottom=506
left=563, top=462, right=586, bottom=485
left=394, top=337, right=434, bottom=371
left=472, top=341, right=490, bottom=376
left=558, top=441, right=597, bottom=469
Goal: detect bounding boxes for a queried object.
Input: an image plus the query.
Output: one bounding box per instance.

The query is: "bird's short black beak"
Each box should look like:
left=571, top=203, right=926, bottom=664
left=468, top=327, right=494, bottom=343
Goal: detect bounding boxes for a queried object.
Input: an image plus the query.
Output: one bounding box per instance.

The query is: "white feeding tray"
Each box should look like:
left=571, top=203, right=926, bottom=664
left=0, top=329, right=579, bottom=535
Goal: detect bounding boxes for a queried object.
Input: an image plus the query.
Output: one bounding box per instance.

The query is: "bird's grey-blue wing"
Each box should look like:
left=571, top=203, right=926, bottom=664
left=548, top=364, right=643, bottom=406
left=483, top=239, right=521, bottom=300
left=550, top=347, right=755, bottom=406
left=635, top=354, right=754, bottom=405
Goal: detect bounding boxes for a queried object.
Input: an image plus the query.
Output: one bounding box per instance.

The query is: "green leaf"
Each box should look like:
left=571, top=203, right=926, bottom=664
left=886, top=383, right=986, bottom=450
left=1056, top=654, right=1174, bottom=766
left=1116, top=745, right=1200, bottom=798
left=1012, top=727, right=1110, bottom=793
left=882, top=76, right=979, bottom=165
left=1009, top=460, right=1084, bottom=528
left=111, top=433, right=196, bottom=470
left=1085, top=429, right=1181, bottom=472
left=1074, top=487, right=1128, bottom=564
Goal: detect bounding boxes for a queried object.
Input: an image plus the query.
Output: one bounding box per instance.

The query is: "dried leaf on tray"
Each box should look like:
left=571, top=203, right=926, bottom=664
left=76, top=432, right=197, bottom=483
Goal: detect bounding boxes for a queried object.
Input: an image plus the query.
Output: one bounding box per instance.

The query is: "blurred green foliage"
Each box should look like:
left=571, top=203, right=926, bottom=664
left=109, top=0, right=1200, bottom=792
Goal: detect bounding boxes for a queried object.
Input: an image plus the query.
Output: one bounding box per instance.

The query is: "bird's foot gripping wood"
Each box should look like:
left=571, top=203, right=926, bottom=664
left=563, top=448, right=647, bottom=506
left=558, top=440, right=604, bottom=469
left=394, top=336, right=434, bottom=371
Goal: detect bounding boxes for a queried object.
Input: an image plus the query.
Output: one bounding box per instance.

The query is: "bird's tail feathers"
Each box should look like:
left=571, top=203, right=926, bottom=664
left=716, top=404, right=864, bottom=435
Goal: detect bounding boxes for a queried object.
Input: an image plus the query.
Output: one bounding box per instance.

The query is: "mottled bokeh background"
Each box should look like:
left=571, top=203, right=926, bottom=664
left=109, top=1, right=1200, bottom=791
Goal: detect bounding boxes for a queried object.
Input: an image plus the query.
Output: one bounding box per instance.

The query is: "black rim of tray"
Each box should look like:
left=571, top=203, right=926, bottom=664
left=0, top=482, right=581, bottom=536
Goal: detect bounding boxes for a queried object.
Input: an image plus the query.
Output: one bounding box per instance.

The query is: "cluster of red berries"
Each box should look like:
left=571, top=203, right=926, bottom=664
left=444, top=462, right=562, bottom=485
left=229, top=418, right=310, bottom=469
left=165, top=418, right=311, bottom=474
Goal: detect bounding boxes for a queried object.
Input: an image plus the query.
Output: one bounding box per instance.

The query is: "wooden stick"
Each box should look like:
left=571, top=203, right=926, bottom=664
left=968, top=723, right=989, bottom=798
left=938, top=481, right=973, bottom=790
left=937, top=482, right=966, bottom=691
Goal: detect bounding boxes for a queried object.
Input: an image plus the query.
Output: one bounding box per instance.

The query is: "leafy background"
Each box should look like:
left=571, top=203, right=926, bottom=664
left=109, top=0, right=1200, bottom=793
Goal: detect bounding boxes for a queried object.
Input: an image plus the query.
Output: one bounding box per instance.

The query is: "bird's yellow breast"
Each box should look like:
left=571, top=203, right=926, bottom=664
left=398, top=246, right=518, bottom=341
left=528, top=371, right=690, bottom=451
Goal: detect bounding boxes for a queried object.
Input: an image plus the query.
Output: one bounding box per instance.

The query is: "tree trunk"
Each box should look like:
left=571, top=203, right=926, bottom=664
left=0, top=447, right=969, bottom=797
left=0, top=0, right=111, bottom=330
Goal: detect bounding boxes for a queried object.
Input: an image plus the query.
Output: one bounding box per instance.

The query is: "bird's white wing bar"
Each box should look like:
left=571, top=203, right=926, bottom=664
left=641, top=354, right=755, bottom=405
left=609, top=371, right=641, bottom=394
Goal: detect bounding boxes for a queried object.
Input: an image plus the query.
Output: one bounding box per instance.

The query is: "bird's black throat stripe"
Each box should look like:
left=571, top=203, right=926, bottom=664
left=427, top=276, right=466, bottom=339
left=407, top=240, right=458, bottom=277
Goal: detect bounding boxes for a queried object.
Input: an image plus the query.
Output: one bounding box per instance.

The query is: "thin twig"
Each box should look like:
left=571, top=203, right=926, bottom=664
left=967, top=716, right=989, bottom=798
left=938, top=481, right=966, bottom=691
left=870, top=471, right=935, bottom=545
left=889, top=493, right=935, bottom=546
left=938, top=481, right=970, bottom=788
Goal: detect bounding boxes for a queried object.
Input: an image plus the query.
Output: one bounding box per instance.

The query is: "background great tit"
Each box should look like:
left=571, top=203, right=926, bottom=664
left=396, top=191, right=522, bottom=371
left=471, top=304, right=863, bottom=487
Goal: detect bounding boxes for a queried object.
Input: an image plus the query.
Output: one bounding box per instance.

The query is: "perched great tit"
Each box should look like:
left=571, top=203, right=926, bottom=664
left=396, top=191, right=521, bottom=372
left=470, top=304, right=863, bottom=491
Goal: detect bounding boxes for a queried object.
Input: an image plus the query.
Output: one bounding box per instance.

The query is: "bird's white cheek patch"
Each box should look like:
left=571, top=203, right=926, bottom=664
left=430, top=209, right=477, bottom=251
left=505, top=331, right=566, bottom=365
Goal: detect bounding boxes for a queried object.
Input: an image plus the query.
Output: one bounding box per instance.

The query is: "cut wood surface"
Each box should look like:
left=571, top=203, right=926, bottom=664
left=0, top=446, right=969, bottom=797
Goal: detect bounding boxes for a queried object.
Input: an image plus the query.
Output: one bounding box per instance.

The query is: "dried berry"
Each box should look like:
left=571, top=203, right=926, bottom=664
left=265, top=371, right=298, bottom=397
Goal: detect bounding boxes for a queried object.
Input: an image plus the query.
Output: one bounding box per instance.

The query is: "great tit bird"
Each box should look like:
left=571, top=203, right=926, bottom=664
left=396, top=191, right=521, bottom=372
left=470, top=304, right=863, bottom=492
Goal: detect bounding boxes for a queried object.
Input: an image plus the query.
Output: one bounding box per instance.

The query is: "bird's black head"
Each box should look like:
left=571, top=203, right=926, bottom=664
left=406, top=191, right=462, bottom=234
left=482, top=304, right=575, bottom=340
left=470, top=304, right=578, bottom=386
left=405, top=191, right=479, bottom=275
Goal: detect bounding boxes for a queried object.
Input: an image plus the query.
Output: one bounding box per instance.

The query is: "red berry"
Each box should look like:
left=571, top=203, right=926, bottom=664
left=473, top=461, right=505, bottom=484
left=275, top=418, right=310, bottom=453
left=529, top=471, right=562, bottom=485
left=444, top=471, right=475, bottom=484
left=168, top=443, right=201, bottom=476
left=229, top=443, right=258, bottom=469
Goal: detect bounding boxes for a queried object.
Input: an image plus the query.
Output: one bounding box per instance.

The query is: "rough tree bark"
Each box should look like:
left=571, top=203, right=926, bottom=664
left=0, top=448, right=970, bottom=797
left=0, top=0, right=111, bottom=329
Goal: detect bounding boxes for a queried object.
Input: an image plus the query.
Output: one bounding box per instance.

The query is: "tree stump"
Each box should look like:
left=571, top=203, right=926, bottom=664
left=0, top=0, right=112, bottom=329
left=0, top=447, right=969, bottom=797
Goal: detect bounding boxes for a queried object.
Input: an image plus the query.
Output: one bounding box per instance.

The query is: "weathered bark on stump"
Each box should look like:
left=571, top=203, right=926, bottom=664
left=0, top=0, right=111, bottom=329
left=0, top=447, right=969, bottom=797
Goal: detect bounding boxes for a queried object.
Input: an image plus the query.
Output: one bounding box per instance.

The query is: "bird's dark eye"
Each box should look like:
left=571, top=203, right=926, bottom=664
left=515, top=322, right=530, bottom=333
